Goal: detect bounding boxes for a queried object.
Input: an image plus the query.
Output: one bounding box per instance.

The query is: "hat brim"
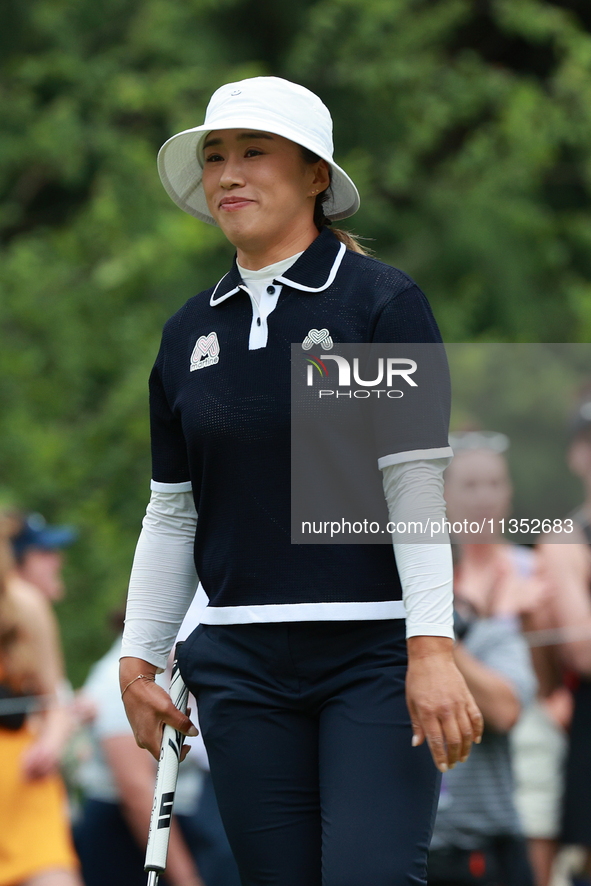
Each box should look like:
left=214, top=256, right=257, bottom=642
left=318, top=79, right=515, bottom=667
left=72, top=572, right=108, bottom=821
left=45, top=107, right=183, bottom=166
left=12, top=525, right=78, bottom=557
left=36, top=526, right=78, bottom=549
left=157, top=116, right=360, bottom=226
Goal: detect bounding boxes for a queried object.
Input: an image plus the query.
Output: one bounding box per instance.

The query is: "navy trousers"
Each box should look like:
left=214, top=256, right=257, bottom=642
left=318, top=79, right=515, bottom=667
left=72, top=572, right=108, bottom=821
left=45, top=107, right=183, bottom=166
left=178, top=619, right=441, bottom=886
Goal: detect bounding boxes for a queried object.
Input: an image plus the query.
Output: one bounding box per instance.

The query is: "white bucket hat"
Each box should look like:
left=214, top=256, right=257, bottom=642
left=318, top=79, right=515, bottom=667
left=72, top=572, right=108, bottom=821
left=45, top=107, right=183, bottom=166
left=157, top=76, right=360, bottom=226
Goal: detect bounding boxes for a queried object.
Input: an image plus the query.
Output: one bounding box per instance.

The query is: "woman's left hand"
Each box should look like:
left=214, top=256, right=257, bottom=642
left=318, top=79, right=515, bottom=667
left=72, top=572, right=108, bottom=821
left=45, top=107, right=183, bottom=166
left=406, top=636, right=483, bottom=773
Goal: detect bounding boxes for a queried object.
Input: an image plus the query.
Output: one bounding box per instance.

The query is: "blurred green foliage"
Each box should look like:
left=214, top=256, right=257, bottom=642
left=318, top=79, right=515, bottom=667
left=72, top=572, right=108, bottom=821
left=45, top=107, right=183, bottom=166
left=2, top=0, right=591, bottom=683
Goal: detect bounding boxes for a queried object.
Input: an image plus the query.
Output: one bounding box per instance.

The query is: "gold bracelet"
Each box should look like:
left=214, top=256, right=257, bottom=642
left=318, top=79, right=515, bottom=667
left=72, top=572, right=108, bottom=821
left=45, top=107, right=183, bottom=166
left=121, top=673, right=156, bottom=700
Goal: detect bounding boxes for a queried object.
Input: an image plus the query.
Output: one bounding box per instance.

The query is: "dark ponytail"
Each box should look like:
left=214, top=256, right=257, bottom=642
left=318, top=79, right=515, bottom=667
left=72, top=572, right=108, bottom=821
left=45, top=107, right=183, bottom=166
left=300, top=147, right=370, bottom=256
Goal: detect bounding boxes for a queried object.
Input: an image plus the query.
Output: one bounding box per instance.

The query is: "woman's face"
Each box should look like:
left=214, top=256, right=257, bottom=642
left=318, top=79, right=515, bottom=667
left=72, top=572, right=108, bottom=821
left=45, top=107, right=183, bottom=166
left=201, top=129, right=328, bottom=253
left=444, top=449, right=513, bottom=527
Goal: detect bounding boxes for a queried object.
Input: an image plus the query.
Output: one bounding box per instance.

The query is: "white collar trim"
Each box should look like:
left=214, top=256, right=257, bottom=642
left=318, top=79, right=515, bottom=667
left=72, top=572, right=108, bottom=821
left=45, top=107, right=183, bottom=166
left=274, top=241, right=346, bottom=292
left=209, top=239, right=346, bottom=306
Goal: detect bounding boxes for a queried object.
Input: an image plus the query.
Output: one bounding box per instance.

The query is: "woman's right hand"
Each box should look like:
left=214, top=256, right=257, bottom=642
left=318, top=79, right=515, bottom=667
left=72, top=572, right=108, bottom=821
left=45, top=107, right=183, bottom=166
left=119, top=657, right=198, bottom=760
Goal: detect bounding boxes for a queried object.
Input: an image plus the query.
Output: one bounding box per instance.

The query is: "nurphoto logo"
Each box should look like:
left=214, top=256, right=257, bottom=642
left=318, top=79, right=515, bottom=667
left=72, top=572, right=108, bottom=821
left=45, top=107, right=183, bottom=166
left=305, top=353, right=418, bottom=398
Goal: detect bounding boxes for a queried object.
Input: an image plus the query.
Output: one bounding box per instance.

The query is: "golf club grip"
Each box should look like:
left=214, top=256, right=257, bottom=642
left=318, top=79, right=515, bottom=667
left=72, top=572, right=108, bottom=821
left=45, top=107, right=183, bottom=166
left=145, top=645, right=189, bottom=874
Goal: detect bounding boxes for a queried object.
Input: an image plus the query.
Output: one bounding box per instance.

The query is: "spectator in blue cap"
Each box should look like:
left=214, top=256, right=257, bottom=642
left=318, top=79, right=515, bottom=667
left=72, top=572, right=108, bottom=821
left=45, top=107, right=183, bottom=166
left=10, top=510, right=80, bottom=744
left=11, top=513, right=77, bottom=603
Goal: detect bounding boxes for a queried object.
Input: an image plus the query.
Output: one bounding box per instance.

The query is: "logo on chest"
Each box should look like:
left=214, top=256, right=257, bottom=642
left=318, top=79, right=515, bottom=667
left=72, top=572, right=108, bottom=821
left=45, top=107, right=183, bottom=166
left=190, top=332, right=220, bottom=371
left=302, top=328, right=333, bottom=351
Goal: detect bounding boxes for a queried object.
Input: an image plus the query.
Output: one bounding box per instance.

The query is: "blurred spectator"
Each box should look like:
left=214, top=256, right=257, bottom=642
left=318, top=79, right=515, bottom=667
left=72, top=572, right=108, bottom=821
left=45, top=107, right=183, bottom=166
left=536, top=396, right=591, bottom=886
left=510, top=687, right=571, bottom=886
left=11, top=512, right=77, bottom=603
left=510, top=561, right=570, bottom=886
left=10, top=511, right=78, bottom=707
left=9, top=510, right=91, bottom=781
left=428, top=435, right=537, bottom=886
left=444, top=431, right=570, bottom=886
left=0, top=510, right=82, bottom=886
left=74, top=597, right=239, bottom=886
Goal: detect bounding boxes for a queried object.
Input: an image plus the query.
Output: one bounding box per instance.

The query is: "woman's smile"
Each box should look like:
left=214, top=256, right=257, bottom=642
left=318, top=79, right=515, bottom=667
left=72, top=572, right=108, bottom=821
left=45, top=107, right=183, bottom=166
left=219, top=195, right=257, bottom=211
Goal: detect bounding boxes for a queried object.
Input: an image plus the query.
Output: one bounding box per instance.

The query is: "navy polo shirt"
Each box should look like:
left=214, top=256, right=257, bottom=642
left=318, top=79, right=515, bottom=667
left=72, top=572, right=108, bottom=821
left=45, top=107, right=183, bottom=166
left=149, top=228, right=452, bottom=624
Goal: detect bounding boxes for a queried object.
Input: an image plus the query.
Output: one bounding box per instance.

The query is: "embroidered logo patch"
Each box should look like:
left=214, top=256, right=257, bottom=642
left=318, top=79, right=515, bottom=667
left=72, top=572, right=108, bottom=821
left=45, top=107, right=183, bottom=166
left=302, top=328, right=333, bottom=351
left=190, top=332, right=220, bottom=371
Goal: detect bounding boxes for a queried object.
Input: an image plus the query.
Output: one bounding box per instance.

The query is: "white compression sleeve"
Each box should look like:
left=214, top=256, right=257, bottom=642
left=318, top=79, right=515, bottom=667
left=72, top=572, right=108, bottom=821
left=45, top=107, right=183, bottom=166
left=381, top=458, right=454, bottom=640
left=121, top=490, right=198, bottom=671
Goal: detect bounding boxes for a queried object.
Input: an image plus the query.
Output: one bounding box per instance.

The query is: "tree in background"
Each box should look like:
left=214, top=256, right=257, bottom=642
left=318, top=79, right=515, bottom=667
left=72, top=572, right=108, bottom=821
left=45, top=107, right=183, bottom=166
left=1, top=0, right=591, bottom=682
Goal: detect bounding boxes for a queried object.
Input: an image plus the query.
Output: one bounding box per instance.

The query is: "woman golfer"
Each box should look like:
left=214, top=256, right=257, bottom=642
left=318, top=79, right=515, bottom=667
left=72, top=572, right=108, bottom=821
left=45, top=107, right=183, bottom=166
left=120, top=76, right=483, bottom=886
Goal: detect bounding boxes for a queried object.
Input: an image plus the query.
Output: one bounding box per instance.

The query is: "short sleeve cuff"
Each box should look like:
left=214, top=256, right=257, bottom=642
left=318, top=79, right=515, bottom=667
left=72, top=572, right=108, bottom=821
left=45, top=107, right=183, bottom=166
left=150, top=479, right=193, bottom=493
left=378, top=447, right=454, bottom=470
left=405, top=622, right=455, bottom=640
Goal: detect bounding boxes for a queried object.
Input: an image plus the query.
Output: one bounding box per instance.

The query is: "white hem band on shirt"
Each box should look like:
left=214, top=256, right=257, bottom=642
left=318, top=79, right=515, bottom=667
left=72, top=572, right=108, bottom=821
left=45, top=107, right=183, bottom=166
left=378, top=446, right=454, bottom=469
left=199, top=600, right=407, bottom=624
